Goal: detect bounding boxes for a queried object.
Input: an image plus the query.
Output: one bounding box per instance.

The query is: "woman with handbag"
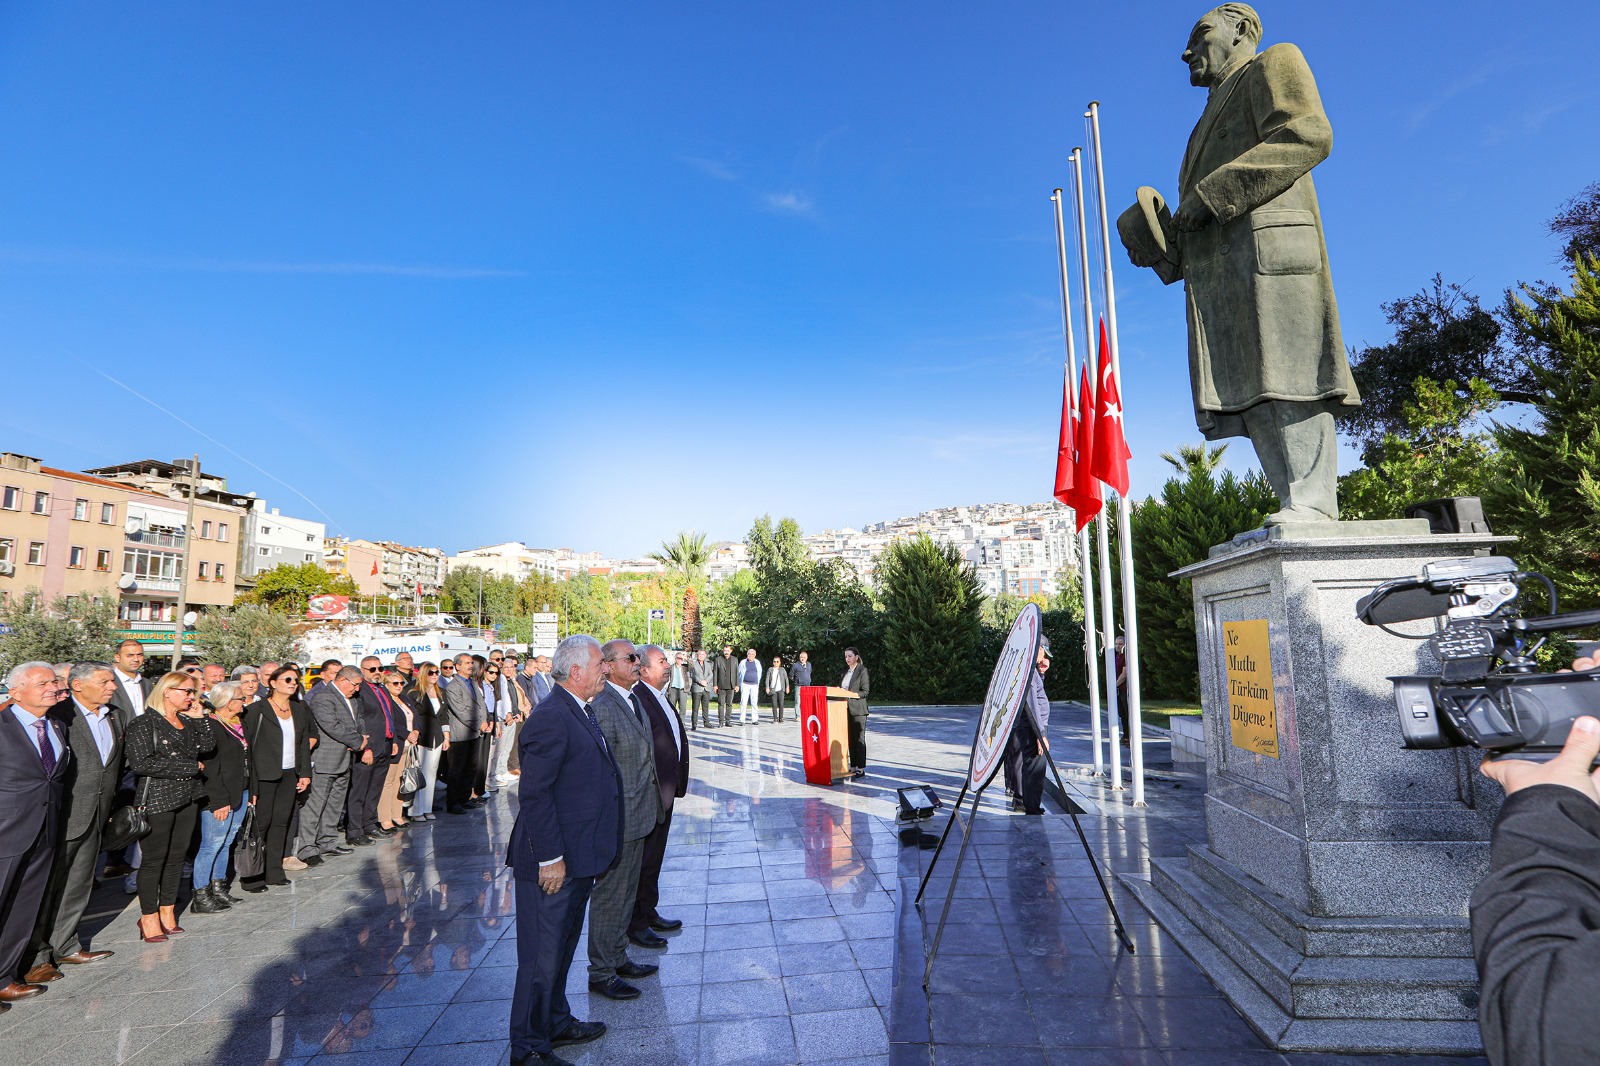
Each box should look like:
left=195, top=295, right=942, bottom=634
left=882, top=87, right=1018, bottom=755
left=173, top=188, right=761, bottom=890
left=191, top=680, right=252, bottom=913
left=240, top=665, right=313, bottom=892
left=406, top=662, right=448, bottom=821
left=123, top=670, right=215, bottom=942
left=377, top=668, right=417, bottom=831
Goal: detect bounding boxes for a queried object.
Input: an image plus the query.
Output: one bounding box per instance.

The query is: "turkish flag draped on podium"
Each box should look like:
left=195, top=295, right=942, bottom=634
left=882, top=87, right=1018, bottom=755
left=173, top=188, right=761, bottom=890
left=1090, top=318, right=1132, bottom=495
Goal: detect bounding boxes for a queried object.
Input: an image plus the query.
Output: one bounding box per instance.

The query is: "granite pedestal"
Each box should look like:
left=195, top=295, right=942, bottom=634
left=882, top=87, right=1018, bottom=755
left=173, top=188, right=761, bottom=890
left=1121, top=527, right=1513, bottom=1054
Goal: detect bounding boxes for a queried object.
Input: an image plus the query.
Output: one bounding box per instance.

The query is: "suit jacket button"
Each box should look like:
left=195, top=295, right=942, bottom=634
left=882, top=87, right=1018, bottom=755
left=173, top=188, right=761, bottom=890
left=1216, top=127, right=1228, bottom=139
left=1219, top=243, right=1231, bottom=255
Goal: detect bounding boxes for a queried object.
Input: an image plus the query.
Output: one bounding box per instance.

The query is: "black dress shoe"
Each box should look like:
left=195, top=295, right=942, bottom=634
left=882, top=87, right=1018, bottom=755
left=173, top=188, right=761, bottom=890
left=615, top=959, right=658, bottom=979
left=587, top=976, right=640, bottom=1000
left=511, top=1052, right=572, bottom=1066
left=447, top=805, right=467, bottom=815
left=325, top=845, right=354, bottom=855
left=239, top=880, right=269, bottom=894
left=348, top=835, right=374, bottom=847
left=627, top=930, right=668, bottom=949
left=648, top=916, right=682, bottom=932
left=301, top=854, right=324, bottom=867
left=550, top=1019, right=607, bottom=1047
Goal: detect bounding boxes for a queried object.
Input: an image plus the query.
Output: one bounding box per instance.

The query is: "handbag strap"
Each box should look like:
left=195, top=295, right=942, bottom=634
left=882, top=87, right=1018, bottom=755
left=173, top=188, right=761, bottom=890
left=134, top=775, right=151, bottom=811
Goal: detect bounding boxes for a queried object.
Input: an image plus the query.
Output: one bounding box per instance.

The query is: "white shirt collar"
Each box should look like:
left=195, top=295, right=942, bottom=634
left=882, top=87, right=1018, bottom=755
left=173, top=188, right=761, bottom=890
left=606, top=680, right=634, bottom=703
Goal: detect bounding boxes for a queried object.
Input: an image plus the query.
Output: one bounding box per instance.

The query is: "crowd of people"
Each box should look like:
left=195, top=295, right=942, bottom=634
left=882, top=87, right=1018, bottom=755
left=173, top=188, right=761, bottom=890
left=0, top=638, right=558, bottom=1008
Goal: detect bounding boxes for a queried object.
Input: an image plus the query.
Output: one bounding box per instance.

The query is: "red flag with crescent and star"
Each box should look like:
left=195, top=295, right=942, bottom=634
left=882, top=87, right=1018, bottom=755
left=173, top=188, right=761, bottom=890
left=1090, top=317, right=1131, bottom=496
left=1068, top=360, right=1102, bottom=531
left=1051, top=368, right=1076, bottom=507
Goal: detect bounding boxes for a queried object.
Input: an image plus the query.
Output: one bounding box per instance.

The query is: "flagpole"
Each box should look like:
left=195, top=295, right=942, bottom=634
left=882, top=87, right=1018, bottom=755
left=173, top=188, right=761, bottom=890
left=1070, top=148, right=1124, bottom=791
left=1088, top=101, right=1146, bottom=806
left=1051, top=188, right=1105, bottom=779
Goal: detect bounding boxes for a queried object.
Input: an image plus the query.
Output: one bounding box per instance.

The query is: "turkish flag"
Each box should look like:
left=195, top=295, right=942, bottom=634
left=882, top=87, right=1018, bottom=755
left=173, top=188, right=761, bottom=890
left=1068, top=361, right=1102, bottom=532
left=1051, top=369, right=1076, bottom=507
left=1091, top=318, right=1132, bottom=496
left=370, top=560, right=379, bottom=576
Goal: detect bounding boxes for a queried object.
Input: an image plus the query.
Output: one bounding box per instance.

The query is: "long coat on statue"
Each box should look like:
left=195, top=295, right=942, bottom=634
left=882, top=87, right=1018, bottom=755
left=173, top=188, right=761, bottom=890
left=1169, top=42, right=1360, bottom=441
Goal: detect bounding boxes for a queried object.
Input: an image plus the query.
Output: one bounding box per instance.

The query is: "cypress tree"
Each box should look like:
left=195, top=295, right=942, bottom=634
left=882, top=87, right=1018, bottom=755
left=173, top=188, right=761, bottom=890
left=877, top=536, right=984, bottom=703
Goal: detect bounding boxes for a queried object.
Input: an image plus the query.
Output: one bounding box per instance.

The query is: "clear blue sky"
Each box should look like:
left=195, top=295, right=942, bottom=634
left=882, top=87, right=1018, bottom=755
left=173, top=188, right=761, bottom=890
left=2, top=2, right=1594, bottom=556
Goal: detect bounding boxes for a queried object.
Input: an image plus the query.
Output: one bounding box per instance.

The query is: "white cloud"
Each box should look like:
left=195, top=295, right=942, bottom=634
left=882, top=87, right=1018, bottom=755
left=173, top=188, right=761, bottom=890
left=763, top=191, right=815, bottom=215
left=680, top=155, right=741, bottom=181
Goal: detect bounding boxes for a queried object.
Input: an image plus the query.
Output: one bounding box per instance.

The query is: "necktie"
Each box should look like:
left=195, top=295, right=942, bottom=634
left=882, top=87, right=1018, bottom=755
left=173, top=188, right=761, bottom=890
left=629, top=692, right=646, bottom=727
left=35, top=719, right=55, bottom=776
left=582, top=703, right=608, bottom=752
left=373, top=684, right=394, bottom=738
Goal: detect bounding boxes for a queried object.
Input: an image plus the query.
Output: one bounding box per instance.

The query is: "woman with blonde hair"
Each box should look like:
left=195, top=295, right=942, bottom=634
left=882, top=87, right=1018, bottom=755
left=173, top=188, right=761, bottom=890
left=405, top=662, right=448, bottom=821
left=376, top=667, right=417, bottom=831
left=124, top=670, right=215, bottom=941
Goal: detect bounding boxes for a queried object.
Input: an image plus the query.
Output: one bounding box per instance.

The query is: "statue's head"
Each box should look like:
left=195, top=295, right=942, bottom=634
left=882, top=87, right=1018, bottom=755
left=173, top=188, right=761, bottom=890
left=1182, top=3, right=1261, bottom=87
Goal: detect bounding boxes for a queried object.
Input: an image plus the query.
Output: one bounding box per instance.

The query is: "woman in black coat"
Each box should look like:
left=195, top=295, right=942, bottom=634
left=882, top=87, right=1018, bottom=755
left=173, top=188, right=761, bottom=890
left=192, top=680, right=253, bottom=912
left=240, top=664, right=313, bottom=891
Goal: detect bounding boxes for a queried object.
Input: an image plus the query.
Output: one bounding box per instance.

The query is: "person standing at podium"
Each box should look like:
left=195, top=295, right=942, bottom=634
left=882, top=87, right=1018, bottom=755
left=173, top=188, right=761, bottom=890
left=839, top=648, right=870, bottom=778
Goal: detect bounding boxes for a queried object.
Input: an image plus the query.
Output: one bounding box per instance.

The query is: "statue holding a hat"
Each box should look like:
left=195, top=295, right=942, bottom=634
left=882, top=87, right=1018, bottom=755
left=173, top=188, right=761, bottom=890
left=1119, top=3, right=1360, bottom=525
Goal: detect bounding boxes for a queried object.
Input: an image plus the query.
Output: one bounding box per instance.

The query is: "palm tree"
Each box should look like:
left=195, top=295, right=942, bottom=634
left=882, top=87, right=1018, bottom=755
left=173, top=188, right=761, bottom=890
left=1159, top=442, right=1229, bottom=476
left=649, top=531, right=710, bottom=651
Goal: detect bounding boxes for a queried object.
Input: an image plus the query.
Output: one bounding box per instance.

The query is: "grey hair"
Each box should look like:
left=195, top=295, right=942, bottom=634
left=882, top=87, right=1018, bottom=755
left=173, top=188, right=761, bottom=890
left=68, top=661, right=114, bottom=687
left=4, top=661, right=54, bottom=689
left=1206, top=3, right=1261, bottom=44
left=639, top=644, right=668, bottom=666
left=551, top=635, right=602, bottom=681
left=337, top=665, right=364, bottom=683
left=53, top=662, right=72, bottom=676
left=207, top=681, right=243, bottom=709
left=231, top=665, right=259, bottom=680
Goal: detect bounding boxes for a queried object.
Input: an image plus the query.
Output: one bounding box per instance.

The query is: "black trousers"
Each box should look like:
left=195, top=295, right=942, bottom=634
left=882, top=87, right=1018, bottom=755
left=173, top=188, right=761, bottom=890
left=138, top=801, right=198, bottom=914
left=715, top=688, right=733, bottom=725
left=847, top=712, right=867, bottom=771
left=510, top=874, right=594, bottom=1058
left=768, top=691, right=787, bottom=722
left=1005, top=721, right=1047, bottom=813
left=473, top=725, right=493, bottom=796
left=447, top=737, right=482, bottom=809
left=689, top=689, right=710, bottom=729
left=251, top=777, right=298, bottom=883
left=629, top=805, right=674, bottom=937
left=0, top=819, right=56, bottom=982
left=348, top=750, right=391, bottom=837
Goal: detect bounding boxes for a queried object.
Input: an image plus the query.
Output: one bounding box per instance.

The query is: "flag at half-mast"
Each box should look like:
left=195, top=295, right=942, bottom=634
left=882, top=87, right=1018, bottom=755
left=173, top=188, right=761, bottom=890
left=1052, top=367, right=1076, bottom=507
left=1068, top=360, right=1102, bottom=531
left=1090, top=317, right=1131, bottom=496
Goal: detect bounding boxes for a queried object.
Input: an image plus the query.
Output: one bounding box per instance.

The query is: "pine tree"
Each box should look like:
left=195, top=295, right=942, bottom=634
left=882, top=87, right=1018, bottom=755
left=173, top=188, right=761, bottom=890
left=877, top=536, right=984, bottom=703
left=1486, top=256, right=1600, bottom=611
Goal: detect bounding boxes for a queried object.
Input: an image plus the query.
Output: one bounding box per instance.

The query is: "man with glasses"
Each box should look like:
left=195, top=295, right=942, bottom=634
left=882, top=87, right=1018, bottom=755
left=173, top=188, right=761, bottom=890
left=349, top=657, right=399, bottom=841
left=443, top=653, right=486, bottom=814
left=301, top=666, right=370, bottom=853
left=102, top=640, right=150, bottom=885
left=1003, top=637, right=1053, bottom=816
left=439, top=658, right=456, bottom=685
left=585, top=640, right=663, bottom=1001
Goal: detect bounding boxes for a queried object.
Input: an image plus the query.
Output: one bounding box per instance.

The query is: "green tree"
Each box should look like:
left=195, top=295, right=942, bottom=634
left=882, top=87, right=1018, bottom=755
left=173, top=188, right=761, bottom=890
left=1549, top=182, right=1600, bottom=264
left=1485, top=257, right=1600, bottom=612
left=1340, top=377, right=1507, bottom=520
left=193, top=604, right=297, bottom=670
left=650, top=531, right=710, bottom=652
left=0, top=590, right=119, bottom=676
left=441, top=566, right=516, bottom=626
left=876, top=536, right=984, bottom=703
left=1159, top=442, right=1229, bottom=476
left=244, top=563, right=358, bottom=617
left=1130, top=464, right=1278, bottom=700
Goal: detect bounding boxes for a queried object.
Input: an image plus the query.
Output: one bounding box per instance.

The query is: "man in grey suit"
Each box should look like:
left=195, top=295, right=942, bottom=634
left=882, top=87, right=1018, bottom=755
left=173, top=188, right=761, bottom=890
left=24, top=663, right=121, bottom=983
left=298, top=666, right=370, bottom=857
left=585, top=639, right=664, bottom=1001
left=444, top=653, right=488, bottom=813
left=687, top=650, right=714, bottom=731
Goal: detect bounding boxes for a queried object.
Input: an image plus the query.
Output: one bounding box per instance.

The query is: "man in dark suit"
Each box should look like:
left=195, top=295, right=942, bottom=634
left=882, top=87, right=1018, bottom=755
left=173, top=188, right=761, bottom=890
left=629, top=646, right=689, bottom=948
left=349, top=656, right=398, bottom=842
left=841, top=646, right=871, bottom=778
left=24, top=663, right=122, bottom=983
left=0, top=663, right=70, bottom=1008
left=507, top=635, right=621, bottom=1066
left=443, top=653, right=487, bottom=813
left=101, top=639, right=150, bottom=881
left=1003, top=637, right=1053, bottom=815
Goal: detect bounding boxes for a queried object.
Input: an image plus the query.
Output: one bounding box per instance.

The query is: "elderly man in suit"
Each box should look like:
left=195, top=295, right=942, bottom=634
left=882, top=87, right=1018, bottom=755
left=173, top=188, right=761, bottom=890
left=24, top=662, right=122, bottom=983
left=507, top=635, right=621, bottom=1066
left=629, top=645, right=689, bottom=949
left=1003, top=637, right=1054, bottom=816
left=841, top=647, right=871, bottom=778
left=1120, top=3, right=1358, bottom=523
left=299, top=666, right=371, bottom=855
left=584, top=638, right=663, bottom=1000
left=688, top=649, right=714, bottom=731
left=101, top=639, right=150, bottom=884
left=349, top=656, right=400, bottom=841
left=444, top=653, right=488, bottom=814
left=0, top=663, right=70, bottom=1007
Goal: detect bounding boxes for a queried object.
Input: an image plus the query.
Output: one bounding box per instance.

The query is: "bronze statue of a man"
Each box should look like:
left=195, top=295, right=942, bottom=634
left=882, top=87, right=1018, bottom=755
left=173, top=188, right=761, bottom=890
left=1119, top=3, right=1360, bottom=524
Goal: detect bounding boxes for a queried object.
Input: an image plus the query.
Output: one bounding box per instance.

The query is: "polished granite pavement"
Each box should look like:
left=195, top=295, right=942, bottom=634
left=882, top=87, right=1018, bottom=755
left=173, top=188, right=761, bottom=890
left=0, top=704, right=1489, bottom=1066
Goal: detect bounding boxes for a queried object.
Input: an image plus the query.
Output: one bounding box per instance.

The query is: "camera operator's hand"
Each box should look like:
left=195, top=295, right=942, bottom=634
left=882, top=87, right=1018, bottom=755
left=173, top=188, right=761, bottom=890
left=1480, top=716, right=1600, bottom=805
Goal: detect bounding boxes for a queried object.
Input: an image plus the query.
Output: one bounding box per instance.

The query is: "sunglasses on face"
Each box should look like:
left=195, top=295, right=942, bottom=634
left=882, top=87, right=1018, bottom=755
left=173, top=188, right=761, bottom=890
left=386, top=680, right=404, bottom=687
left=175, top=687, right=196, bottom=695
left=605, top=653, right=640, bottom=663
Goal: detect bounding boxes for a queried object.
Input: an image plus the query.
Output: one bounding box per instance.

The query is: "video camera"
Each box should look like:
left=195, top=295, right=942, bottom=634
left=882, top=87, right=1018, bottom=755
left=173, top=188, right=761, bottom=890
left=1356, top=556, right=1600, bottom=762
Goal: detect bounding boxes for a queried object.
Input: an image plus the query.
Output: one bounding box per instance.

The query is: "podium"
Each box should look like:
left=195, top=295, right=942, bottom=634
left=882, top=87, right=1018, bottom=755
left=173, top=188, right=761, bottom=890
left=799, top=686, right=853, bottom=785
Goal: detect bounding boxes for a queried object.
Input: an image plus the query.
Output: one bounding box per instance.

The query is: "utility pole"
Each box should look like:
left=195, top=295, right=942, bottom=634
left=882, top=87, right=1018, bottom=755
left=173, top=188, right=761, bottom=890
left=172, top=454, right=200, bottom=670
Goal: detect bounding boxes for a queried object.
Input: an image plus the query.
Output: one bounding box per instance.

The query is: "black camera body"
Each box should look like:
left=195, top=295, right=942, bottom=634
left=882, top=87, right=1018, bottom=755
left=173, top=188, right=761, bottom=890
left=1357, top=556, right=1600, bottom=762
